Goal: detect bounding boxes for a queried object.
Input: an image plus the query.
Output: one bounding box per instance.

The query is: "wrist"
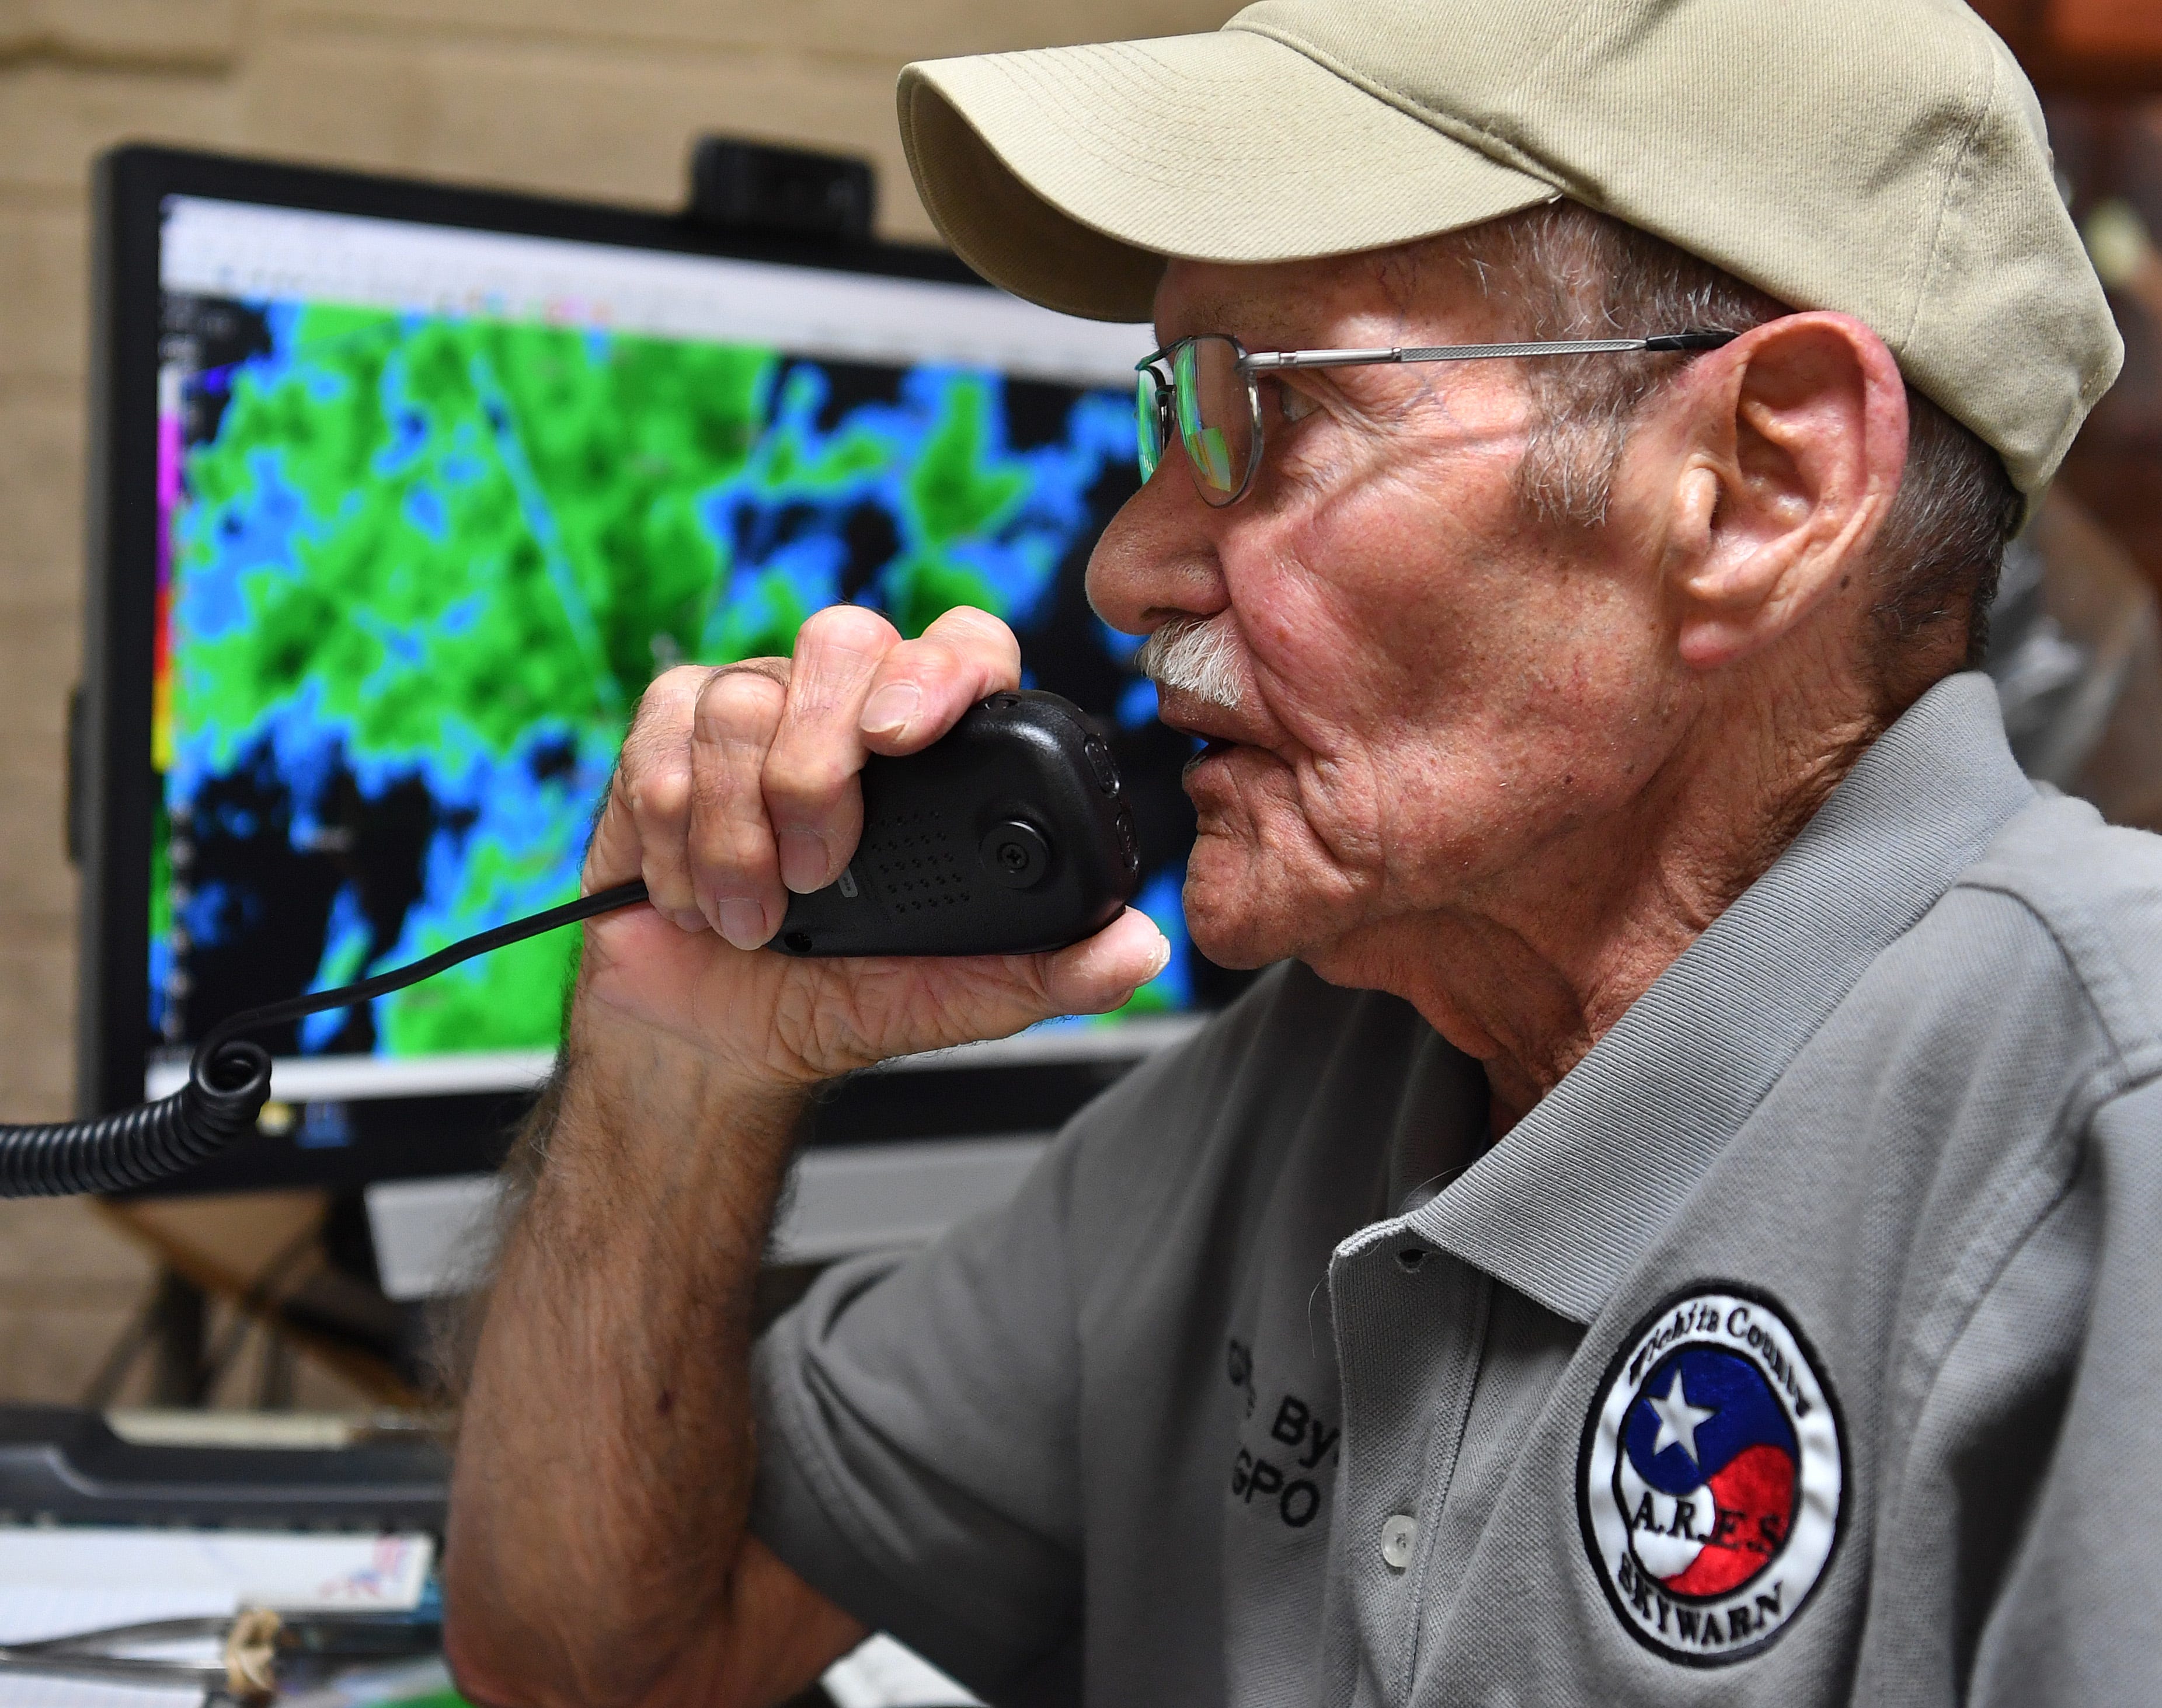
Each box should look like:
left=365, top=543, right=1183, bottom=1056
left=544, top=995, right=813, bottom=1179
left=566, top=971, right=821, bottom=1099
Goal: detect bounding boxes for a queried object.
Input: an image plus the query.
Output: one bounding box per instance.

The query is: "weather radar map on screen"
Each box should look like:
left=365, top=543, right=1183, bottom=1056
left=146, top=197, right=1212, bottom=1102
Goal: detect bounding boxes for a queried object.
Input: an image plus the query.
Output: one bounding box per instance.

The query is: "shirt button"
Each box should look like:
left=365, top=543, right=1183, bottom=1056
left=1380, top=1514, right=1418, bottom=1571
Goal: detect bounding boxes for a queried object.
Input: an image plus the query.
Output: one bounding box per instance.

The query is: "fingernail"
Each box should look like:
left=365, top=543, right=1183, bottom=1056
left=667, top=907, right=708, bottom=933
left=1146, top=932, right=1173, bottom=980
left=716, top=900, right=766, bottom=949
left=777, top=827, right=833, bottom=894
left=861, top=682, right=921, bottom=738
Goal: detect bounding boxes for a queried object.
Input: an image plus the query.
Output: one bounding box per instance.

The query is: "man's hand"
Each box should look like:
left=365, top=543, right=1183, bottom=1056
left=580, top=601, right=1169, bottom=1082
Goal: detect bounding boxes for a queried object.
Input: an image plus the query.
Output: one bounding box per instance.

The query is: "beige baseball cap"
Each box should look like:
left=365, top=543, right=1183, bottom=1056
left=897, top=0, right=2122, bottom=496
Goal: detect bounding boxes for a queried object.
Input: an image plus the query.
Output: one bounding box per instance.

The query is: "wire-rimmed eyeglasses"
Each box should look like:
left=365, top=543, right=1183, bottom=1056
left=1134, top=329, right=1739, bottom=507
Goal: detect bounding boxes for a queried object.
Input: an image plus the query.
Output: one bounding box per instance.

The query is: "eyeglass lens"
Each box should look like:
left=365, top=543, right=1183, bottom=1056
left=1136, top=370, right=1165, bottom=483
left=1135, top=336, right=1255, bottom=504
left=1174, top=336, right=1251, bottom=501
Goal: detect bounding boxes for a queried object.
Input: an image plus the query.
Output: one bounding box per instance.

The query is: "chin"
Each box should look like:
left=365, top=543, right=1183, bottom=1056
left=1180, top=853, right=1303, bottom=972
left=1185, top=912, right=1283, bottom=972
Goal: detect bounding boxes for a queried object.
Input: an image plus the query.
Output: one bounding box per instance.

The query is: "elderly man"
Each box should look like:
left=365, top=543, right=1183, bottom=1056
left=444, top=0, right=2155, bottom=1703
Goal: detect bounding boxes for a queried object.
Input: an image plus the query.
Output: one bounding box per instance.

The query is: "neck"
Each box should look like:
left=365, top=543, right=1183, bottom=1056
left=1309, top=675, right=1886, bottom=1128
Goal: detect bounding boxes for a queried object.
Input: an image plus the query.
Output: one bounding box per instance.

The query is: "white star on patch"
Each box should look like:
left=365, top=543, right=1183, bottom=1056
left=1646, top=1369, right=1718, bottom=1465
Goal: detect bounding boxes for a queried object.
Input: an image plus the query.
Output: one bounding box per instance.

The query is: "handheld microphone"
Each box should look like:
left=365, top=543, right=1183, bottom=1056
left=776, top=689, right=1140, bottom=957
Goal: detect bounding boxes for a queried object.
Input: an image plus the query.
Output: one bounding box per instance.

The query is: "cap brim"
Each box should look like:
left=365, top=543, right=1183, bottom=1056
left=899, top=29, right=1559, bottom=323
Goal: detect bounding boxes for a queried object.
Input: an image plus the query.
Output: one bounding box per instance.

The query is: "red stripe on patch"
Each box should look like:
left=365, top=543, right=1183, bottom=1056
left=1662, top=1444, right=1795, bottom=1599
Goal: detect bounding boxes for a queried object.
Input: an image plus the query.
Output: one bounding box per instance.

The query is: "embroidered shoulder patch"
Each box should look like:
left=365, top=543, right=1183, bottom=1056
left=1578, top=1284, right=1844, bottom=1665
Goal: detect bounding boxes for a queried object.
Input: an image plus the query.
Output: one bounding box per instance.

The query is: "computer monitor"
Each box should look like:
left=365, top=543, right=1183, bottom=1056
left=78, top=146, right=1245, bottom=1211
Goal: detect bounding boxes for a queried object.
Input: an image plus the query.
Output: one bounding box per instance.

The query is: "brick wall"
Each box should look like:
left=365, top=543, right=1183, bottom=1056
left=0, top=0, right=1230, bottom=1403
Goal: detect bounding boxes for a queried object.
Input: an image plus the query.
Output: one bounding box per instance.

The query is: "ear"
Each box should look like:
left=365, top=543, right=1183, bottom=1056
left=1661, top=313, right=1909, bottom=671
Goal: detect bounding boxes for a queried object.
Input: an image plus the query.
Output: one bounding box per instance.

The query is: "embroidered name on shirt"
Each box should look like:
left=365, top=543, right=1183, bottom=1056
left=1578, top=1284, right=1846, bottom=1666
left=1226, top=1337, right=1339, bottom=1530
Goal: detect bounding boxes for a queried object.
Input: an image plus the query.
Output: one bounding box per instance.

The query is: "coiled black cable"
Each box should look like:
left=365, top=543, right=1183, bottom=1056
left=0, top=879, right=651, bottom=1198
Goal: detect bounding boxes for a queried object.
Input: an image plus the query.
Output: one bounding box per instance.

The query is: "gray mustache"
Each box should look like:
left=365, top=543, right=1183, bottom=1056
left=1137, top=616, right=1243, bottom=711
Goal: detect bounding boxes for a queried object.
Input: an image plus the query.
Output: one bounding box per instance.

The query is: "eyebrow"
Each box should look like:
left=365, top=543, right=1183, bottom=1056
left=1157, top=292, right=1317, bottom=350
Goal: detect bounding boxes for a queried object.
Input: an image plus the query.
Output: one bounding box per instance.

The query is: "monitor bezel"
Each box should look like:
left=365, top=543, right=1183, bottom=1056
left=81, top=144, right=1193, bottom=1193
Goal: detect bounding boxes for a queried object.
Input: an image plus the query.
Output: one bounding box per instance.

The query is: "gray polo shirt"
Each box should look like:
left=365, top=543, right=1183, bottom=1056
left=750, top=671, right=2162, bottom=1706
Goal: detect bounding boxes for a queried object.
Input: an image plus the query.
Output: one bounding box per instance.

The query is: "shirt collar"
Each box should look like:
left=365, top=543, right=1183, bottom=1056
left=1395, top=671, right=2035, bottom=1326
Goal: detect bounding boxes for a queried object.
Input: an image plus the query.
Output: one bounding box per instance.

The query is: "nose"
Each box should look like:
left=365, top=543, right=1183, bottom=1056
left=1085, top=463, right=1233, bottom=638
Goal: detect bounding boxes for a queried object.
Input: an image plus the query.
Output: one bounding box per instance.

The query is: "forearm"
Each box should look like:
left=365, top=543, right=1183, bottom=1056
left=444, top=997, right=810, bottom=1708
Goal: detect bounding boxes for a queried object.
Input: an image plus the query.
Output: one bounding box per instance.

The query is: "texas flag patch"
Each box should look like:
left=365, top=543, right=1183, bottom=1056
left=1579, top=1285, right=1844, bottom=1664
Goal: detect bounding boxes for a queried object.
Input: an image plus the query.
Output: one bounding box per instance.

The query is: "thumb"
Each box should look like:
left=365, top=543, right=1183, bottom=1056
left=1036, top=908, right=1173, bottom=1016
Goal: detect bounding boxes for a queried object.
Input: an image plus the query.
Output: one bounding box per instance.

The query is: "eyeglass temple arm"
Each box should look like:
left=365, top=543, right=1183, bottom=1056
left=1240, top=330, right=1738, bottom=372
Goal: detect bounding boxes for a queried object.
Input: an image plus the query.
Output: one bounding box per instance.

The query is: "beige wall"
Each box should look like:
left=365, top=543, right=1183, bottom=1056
left=0, top=0, right=1229, bottom=1403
